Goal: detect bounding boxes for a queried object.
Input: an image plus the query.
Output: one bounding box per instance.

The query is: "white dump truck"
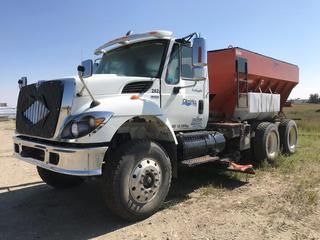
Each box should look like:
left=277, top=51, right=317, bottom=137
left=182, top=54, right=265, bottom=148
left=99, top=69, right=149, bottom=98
left=14, top=30, right=299, bottom=221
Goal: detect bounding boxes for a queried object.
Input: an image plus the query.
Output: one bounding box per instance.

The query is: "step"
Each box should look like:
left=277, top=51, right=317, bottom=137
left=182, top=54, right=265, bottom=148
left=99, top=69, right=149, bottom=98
left=180, top=155, right=255, bottom=174
left=180, top=155, right=219, bottom=167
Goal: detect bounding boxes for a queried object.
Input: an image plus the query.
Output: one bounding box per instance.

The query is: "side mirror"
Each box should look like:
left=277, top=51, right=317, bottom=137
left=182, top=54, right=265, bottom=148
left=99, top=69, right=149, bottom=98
left=18, top=76, right=27, bottom=89
left=78, top=59, right=93, bottom=78
left=192, top=37, right=207, bottom=67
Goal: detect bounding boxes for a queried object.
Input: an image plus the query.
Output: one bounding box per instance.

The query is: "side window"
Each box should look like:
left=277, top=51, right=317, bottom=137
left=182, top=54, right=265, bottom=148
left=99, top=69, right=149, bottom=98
left=181, top=46, right=193, bottom=79
left=166, top=44, right=180, bottom=85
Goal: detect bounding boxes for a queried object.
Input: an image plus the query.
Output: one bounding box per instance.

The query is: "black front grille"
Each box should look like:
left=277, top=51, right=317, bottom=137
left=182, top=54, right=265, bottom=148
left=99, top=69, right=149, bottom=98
left=16, top=80, right=64, bottom=138
left=122, top=81, right=153, bottom=93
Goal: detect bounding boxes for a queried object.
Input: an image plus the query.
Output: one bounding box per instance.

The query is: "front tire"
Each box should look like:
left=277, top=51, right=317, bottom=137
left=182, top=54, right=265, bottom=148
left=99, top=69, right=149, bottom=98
left=253, top=122, right=280, bottom=162
left=101, top=140, right=172, bottom=221
left=37, top=167, right=83, bottom=189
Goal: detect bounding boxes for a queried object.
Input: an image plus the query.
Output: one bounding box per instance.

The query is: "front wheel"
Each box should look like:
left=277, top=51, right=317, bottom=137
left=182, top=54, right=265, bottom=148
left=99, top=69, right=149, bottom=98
left=101, top=140, right=172, bottom=221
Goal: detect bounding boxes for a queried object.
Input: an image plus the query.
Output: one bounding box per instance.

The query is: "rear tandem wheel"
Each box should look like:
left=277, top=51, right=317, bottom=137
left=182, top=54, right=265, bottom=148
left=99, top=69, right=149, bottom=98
left=279, top=119, right=298, bottom=154
left=253, top=122, right=280, bottom=162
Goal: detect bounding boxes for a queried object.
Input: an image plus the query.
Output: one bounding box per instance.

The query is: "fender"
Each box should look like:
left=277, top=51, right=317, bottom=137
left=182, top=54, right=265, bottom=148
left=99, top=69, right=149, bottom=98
left=69, top=95, right=178, bottom=145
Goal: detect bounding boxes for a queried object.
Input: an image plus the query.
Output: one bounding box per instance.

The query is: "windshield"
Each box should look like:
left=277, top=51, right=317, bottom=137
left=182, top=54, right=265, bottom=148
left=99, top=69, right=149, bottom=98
left=95, top=40, right=168, bottom=78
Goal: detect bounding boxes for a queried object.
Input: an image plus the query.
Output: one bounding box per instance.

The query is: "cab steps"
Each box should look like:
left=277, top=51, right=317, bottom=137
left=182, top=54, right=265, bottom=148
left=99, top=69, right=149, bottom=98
left=180, top=155, right=255, bottom=174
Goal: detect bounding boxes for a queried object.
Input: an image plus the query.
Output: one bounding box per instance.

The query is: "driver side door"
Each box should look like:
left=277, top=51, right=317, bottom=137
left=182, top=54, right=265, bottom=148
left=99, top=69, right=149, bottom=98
left=160, top=43, right=207, bottom=131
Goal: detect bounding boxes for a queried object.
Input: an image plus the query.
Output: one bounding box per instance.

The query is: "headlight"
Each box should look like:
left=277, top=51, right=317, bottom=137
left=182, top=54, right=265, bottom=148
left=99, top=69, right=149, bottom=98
left=60, top=112, right=112, bottom=139
left=71, top=122, right=79, bottom=138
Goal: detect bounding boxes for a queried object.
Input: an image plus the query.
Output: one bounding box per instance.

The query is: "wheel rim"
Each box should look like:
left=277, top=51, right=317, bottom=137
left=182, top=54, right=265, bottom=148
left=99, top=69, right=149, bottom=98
left=267, top=131, right=278, bottom=158
left=129, top=158, right=162, bottom=204
left=288, top=126, right=297, bottom=151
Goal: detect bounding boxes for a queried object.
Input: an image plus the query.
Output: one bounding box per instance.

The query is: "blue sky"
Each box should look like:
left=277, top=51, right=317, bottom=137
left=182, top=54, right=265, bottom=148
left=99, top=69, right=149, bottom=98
left=0, top=0, right=319, bottom=106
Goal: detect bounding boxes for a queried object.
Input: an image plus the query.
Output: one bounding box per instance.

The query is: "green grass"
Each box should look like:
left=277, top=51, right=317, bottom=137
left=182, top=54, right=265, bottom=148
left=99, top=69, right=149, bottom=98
left=285, top=103, right=320, bottom=133
left=278, top=104, right=320, bottom=172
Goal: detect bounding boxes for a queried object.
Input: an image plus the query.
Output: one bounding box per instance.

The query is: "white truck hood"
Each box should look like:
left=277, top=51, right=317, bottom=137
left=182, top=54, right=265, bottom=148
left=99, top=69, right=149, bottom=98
left=74, top=74, right=155, bottom=96
left=67, top=74, right=158, bottom=115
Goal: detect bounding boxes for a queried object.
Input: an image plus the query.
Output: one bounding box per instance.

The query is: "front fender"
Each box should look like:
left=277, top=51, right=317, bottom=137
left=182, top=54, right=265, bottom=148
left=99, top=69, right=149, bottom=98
left=70, top=95, right=178, bottom=144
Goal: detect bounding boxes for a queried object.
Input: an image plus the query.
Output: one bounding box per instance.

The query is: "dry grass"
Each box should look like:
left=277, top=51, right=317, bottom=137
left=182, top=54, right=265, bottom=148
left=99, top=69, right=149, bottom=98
left=261, top=104, right=320, bottom=217
left=199, top=104, right=320, bottom=218
left=277, top=104, right=320, bottom=214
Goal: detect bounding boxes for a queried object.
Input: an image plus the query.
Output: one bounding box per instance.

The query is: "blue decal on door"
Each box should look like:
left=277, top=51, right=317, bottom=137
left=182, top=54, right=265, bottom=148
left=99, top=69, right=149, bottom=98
left=182, top=99, right=197, bottom=107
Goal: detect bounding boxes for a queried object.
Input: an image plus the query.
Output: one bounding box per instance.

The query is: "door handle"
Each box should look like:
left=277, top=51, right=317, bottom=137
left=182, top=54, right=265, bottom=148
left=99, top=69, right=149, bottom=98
left=198, top=100, right=204, bottom=114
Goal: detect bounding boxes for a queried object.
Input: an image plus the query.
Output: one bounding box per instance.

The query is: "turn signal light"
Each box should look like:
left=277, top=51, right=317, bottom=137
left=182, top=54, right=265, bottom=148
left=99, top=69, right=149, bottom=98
left=130, top=95, right=140, bottom=100
left=95, top=118, right=105, bottom=127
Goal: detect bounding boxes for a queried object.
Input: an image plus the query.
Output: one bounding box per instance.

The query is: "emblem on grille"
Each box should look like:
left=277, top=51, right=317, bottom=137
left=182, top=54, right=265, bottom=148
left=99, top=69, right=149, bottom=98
left=24, top=100, right=50, bottom=124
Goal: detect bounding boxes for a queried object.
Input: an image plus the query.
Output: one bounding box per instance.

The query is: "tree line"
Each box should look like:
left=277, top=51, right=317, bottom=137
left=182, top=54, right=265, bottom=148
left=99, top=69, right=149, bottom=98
left=308, top=93, right=320, bottom=103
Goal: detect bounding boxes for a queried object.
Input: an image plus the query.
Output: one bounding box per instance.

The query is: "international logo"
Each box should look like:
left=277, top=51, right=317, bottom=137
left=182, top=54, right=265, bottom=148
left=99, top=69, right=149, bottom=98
left=24, top=100, right=50, bottom=124
left=182, top=99, right=197, bottom=107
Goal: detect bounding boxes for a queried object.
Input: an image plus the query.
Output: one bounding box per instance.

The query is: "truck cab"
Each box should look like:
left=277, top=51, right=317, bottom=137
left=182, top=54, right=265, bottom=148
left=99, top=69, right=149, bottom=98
left=13, top=30, right=298, bottom=221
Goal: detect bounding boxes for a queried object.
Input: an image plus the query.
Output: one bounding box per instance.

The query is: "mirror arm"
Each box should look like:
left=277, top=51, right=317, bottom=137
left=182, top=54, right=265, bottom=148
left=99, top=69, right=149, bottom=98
left=173, top=81, right=197, bottom=94
left=76, top=86, right=85, bottom=97
left=77, top=66, right=100, bottom=108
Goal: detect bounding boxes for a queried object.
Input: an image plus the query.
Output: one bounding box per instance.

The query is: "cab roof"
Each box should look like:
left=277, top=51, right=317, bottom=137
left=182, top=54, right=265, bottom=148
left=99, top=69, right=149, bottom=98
left=94, top=30, right=172, bottom=55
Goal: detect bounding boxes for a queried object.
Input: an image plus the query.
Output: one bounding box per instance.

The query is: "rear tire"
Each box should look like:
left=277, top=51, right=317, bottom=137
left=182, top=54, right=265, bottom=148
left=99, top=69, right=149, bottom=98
left=37, top=167, right=83, bottom=189
left=279, top=119, right=298, bottom=154
left=253, top=122, right=280, bottom=162
left=101, top=140, right=172, bottom=221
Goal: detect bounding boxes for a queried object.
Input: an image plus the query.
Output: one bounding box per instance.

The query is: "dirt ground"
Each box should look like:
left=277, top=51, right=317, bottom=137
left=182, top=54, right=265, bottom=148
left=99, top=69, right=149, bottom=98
left=1, top=120, right=319, bottom=240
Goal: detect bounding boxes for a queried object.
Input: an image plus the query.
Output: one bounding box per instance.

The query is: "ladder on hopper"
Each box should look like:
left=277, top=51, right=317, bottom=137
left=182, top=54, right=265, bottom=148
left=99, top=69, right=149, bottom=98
left=236, top=57, right=249, bottom=108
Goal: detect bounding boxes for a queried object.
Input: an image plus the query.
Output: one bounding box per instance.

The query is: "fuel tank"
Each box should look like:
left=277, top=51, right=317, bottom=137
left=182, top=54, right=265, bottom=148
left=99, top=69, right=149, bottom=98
left=177, top=131, right=225, bottom=160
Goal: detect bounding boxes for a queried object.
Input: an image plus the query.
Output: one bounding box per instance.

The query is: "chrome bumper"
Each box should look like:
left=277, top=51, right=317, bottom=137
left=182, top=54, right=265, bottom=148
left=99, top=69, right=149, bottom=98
left=13, top=136, right=108, bottom=176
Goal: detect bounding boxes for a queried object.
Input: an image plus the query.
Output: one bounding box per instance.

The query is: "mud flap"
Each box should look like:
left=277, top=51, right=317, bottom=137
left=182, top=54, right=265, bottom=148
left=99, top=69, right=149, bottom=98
left=209, top=158, right=255, bottom=174
left=222, top=160, right=255, bottom=174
